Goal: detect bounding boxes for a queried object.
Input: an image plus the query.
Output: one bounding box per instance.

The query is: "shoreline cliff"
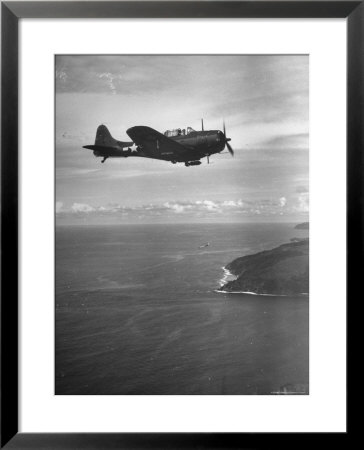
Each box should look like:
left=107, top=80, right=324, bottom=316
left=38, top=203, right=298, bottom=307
left=219, top=238, right=309, bottom=296
left=294, top=222, right=309, bottom=230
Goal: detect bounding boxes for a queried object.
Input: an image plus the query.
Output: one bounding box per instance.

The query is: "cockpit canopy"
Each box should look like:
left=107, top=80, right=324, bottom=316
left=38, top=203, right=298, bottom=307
left=164, top=127, right=195, bottom=137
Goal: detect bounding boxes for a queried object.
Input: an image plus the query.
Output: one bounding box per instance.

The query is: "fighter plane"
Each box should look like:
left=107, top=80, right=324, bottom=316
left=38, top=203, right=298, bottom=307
left=83, top=120, right=234, bottom=166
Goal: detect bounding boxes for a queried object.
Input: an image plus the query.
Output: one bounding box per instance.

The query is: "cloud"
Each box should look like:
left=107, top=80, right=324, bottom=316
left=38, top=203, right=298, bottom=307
left=164, top=202, right=186, bottom=213
left=296, top=193, right=309, bottom=213
left=163, top=200, right=227, bottom=214
left=163, top=200, right=221, bottom=214
left=195, top=200, right=220, bottom=212
left=56, top=195, right=310, bottom=225
left=55, top=201, right=63, bottom=213
left=56, top=69, right=68, bottom=83
left=59, top=198, right=303, bottom=217
left=60, top=199, right=235, bottom=215
left=222, top=200, right=243, bottom=207
left=98, top=72, right=122, bottom=95
left=71, top=202, right=95, bottom=213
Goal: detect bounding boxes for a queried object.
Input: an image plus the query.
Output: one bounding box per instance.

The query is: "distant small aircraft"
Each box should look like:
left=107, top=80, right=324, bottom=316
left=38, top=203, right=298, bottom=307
left=83, top=120, right=234, bottom=166
left=199, top=242, right=210, bottom=249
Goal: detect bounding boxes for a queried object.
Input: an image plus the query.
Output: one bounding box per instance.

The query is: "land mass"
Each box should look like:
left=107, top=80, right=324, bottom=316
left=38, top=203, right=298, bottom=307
left=221, top=238, right=309, bottom=295
left=294, top=222, right=309, bottom=230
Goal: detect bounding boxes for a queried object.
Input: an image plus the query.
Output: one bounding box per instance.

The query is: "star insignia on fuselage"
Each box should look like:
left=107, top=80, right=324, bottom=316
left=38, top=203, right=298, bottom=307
left=129, top=143, right=138, bottom=152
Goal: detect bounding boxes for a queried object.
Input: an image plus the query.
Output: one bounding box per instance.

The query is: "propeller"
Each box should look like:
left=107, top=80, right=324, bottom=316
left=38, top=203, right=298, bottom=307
left=201, top=118, right=204, bottom=131
left=223, top=120, right=234, bottom=156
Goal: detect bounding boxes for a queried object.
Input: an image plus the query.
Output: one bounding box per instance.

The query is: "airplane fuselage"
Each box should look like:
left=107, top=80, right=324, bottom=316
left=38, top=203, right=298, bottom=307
left=136, top=130, right=226, bottom=163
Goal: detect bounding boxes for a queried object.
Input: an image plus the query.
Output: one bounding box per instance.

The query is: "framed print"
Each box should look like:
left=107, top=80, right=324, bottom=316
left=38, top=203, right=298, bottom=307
left=1, top=1, right=357, bottom=448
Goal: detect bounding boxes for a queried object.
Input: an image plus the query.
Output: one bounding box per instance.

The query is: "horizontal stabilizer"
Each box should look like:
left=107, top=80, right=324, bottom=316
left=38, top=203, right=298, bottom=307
left=83, top=144, right=116, bottom=151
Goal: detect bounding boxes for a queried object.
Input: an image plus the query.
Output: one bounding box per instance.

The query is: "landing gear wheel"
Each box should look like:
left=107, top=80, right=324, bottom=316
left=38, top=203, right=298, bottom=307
left=185, top=162, right=190, bottom=167
left=101, top=157, right=108, bottom=163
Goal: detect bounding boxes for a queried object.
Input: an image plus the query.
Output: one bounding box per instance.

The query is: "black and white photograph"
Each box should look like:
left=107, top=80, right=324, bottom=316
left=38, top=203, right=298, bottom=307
left=55, top=55, right=309, bottom=395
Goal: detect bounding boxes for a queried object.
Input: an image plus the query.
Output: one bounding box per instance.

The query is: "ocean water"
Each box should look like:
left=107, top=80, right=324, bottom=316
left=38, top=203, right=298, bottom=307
left=56, top=223, right=309, bottom=395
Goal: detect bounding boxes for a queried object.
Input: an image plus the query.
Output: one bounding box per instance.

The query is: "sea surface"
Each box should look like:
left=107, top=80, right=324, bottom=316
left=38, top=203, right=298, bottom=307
left=56, top=223, right=309, bottom=395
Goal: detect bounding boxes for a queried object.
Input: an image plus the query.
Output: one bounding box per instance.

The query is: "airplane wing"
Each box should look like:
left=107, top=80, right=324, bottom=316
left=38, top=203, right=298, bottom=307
left=126, top=126, right=189, bottom=158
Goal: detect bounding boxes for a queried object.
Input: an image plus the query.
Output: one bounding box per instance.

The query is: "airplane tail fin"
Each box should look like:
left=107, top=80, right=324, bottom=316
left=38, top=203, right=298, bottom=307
left=95, top=124, right=118, bottom=147
left=93, top=124, right=134, bottom=149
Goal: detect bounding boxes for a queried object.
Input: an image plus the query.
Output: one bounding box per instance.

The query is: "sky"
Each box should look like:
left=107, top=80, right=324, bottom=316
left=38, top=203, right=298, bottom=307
left=55, top=55, right=309, bottom=225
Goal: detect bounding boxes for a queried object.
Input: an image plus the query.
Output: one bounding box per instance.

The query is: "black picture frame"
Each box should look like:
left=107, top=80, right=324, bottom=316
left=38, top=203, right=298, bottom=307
left=1, top=1, right=357, bottom=448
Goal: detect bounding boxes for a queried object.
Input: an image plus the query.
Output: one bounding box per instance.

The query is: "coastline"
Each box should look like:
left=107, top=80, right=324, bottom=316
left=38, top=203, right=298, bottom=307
left=215, top=288, right=287, bottom=296
left=215, top=288, right=309, bottom=297
left=216, top=266, right=309, bottom=297
left=218, top=266, right=236, bottom=287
